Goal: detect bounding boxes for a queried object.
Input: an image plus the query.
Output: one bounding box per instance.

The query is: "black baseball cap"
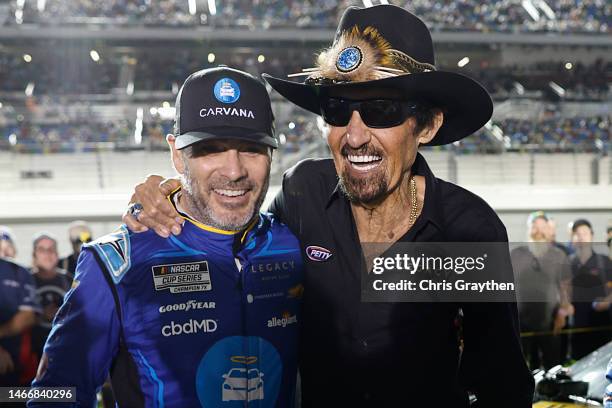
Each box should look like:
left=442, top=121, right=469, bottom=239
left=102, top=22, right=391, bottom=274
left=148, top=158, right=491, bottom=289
left=175, top=66, right=277, bottom=150
left=571, top=218, right=593, bottom=233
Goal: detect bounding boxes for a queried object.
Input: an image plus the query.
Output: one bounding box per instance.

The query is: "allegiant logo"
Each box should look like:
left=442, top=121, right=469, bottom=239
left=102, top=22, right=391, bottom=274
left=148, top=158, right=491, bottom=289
left=305, top=246, right=333, bottom=262
left=199, top=107, right=255, bottom=119
left=267, top=312, right=298, bottom=328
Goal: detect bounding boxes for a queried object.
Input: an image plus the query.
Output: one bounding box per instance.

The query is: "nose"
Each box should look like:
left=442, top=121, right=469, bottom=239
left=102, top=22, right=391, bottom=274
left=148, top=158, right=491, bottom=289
left=219, top=149, right=248, bottom=181
left=345, top=110, right=371, bottom=148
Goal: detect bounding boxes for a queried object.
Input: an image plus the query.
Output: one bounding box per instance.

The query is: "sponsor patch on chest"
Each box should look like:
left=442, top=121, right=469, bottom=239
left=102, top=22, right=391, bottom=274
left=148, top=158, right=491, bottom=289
left=305, top=245, right=333, bottom=262
left=152, top=261, right=212, bottom=293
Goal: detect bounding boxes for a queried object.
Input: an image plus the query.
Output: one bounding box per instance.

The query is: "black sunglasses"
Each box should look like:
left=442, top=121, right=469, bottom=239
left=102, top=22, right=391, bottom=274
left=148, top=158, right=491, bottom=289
left=320, top=98, right=419, bottom=128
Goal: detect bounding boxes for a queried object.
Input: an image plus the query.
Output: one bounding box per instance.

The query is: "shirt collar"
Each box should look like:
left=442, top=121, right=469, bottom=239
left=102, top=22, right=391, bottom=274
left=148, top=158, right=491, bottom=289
left=325, top=151, right=444, bottom=230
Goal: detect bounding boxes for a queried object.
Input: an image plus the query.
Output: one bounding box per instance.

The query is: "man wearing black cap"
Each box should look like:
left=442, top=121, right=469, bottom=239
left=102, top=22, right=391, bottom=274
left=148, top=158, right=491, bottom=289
left=30, top=67, right=303, bottom=407
left=123, top=5, right=534, bottom=407
left=570, top=218, right=612, bottom=359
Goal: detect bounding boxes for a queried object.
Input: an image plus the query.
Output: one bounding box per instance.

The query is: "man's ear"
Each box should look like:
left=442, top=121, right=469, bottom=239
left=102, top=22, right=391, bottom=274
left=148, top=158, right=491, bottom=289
left=417, top=110, right=444, bottom=145
left=167, top=134, right=185, bottom=174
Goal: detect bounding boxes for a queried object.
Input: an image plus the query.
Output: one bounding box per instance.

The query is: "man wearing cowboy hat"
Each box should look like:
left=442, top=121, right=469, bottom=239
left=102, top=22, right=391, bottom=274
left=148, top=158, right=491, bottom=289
left=123, top=5, right=534, bottom=406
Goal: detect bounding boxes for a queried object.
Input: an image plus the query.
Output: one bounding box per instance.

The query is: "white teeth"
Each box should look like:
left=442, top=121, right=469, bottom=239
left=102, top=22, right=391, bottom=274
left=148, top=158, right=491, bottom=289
left=215, top=189, right=247, bottom=197
left=350, top=162, right=379, bottom=171
left=347, top=155, right=382, bottom=163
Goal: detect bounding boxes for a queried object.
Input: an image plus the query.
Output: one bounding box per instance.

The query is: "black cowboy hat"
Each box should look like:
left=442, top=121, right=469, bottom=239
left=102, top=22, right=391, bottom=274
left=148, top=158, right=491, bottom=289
left=262, top=4, right=493, bottom=146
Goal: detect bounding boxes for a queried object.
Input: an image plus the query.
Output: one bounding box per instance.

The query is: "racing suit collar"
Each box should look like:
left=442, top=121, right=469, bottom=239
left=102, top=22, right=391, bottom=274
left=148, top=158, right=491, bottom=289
left=168, top=187, right=258, bottom=243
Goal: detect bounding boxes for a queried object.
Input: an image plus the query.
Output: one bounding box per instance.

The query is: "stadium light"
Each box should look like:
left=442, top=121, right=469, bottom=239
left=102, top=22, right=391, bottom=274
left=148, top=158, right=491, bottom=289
left=279, top=133, right=286, bottom=145
left=9, top=134, right=17, bottom=146
left=535, top=0, right=556, bottom=20
left=90, top=50, right=100, bottom=62
left=457, top=57, right=470, bottom=68
left=188, top=0, right=196, bottom=15
left=134, top=108, right=143, bottom=145
left=150, top=107, right=158, bottom=115
left=23, top=54, right=32, bottom=63
left=37, top=0, right=46, bottom=12
left=362, top=0, right=373, bottom=7
left=288, top=122, right=296, bottom=130
left=208, top=0, right=217, bottom=16
left=14, top=9, right=23, bottom=24
left=549, top=81, right=565, bottom=97
left=15, top=0, right=24, bottom=24
left=379, top=0, right=389, bottom=4
left=257, top=55, right=266, bottom=63
left=565, top=62, right=573, bottom=70
left=521, top=0, right=540, bottom=21
left=513, top=82, right=525, bottom=95
left=162, top=101, right=170, bottom=108
left=0, top=102, right=3, bottom=109
left=25, top=82, right=35, bottom=97
left=208, top=53, right=215, bottom=63
left=126, top=81, right=134, bottom=96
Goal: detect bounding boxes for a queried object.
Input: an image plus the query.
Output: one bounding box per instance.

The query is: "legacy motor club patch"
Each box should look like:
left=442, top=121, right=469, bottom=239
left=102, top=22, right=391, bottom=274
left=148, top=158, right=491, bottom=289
left=152, top=261, right=212, bottom=293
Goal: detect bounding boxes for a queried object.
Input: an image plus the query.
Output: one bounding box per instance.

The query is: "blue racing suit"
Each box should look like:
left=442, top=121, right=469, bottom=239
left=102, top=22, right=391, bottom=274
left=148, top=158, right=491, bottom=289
left=30, top=193, right=303, bottom=408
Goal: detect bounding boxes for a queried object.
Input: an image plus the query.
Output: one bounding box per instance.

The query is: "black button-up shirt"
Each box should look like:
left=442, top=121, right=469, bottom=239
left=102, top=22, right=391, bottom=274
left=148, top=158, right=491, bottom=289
left=270, top=153, right=534, bottom=407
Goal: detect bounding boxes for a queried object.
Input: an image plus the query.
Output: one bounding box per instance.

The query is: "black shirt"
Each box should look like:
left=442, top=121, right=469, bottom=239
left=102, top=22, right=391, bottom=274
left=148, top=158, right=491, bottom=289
left=30, top=269, right=72, bottom=357
left=571, top=251, right=612, bottom=327
left=0, top=258, right=39, bottom=385
left=269, top=153, right=534, bottom=407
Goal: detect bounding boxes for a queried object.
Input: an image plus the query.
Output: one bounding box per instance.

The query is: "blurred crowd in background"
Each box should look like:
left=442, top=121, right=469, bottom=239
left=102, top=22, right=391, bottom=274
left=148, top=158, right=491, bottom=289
left=4, top=0, right=610, bottom=33
left=0, top=106, right=608, bottom=154
left=0, top=49, right=608, bottom=98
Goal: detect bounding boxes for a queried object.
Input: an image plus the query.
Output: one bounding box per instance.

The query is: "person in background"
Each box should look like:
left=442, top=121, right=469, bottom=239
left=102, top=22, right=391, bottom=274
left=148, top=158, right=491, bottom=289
left=58, top=221, right=92, bottom=276
left=570, top=219, right=612, bottom=359
left=0, top=226, right=18, bottom=259
left=0, top=256, right=39, bottom=387
left=512, top=211, right=573, bottom=369
left=547, top=218, right=570, bottom=256
left=29, top=233, right=71, bottom=361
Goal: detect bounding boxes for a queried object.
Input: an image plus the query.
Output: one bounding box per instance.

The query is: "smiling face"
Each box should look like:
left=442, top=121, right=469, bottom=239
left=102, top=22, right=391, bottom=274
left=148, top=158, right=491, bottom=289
left=326, top=108, right=441, bottom=205
left=33, top=237, right=59, bottom=273
left=170, top=136, right=271, bottom=231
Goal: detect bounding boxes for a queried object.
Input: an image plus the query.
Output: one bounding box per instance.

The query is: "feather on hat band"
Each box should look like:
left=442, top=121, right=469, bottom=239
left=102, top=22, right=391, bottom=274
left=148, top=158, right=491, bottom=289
left=288, top=26, right=436, bottom=84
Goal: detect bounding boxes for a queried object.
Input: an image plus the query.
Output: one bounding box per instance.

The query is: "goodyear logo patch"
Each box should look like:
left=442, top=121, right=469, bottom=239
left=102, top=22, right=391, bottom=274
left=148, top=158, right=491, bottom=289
left=152, top=261, right=212, bottom=293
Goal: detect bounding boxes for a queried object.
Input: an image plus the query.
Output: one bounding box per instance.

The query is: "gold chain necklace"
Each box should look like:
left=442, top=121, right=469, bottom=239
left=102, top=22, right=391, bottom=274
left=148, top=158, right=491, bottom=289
left=408, top=174, right=418, bottom=227
left=384, top=175, right=418, bottom=241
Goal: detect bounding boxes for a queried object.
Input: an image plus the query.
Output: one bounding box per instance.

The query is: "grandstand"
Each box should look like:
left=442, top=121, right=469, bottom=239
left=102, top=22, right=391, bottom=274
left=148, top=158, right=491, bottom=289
left=3, top=0, right=609, bottom=33
left=0, top=0, right=610, bottom=265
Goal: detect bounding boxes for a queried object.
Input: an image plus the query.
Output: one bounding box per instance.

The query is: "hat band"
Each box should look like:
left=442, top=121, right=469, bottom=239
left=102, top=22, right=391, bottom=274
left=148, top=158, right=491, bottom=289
left=288, top=25, right=436, bottom=85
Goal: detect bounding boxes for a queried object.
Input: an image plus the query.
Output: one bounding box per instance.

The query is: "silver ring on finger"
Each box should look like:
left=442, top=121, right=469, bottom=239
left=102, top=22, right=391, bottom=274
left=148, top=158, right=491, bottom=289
left=128, top=202, right=144, bottom=220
